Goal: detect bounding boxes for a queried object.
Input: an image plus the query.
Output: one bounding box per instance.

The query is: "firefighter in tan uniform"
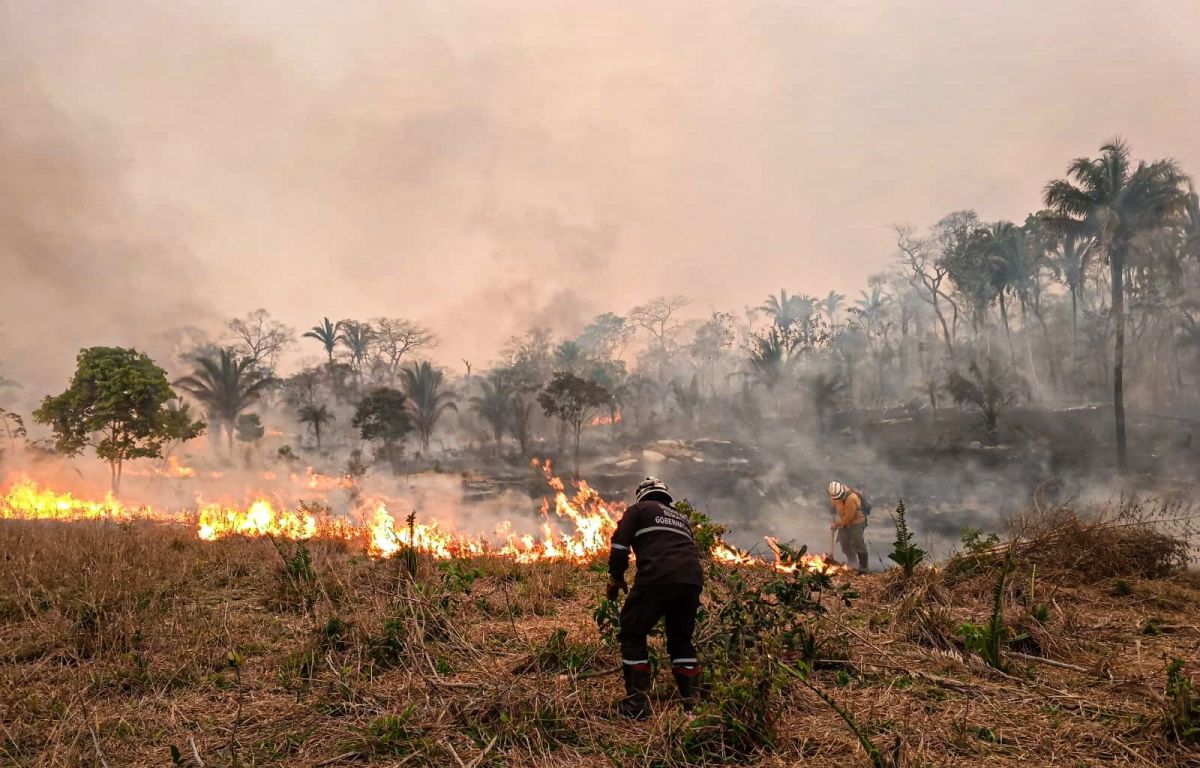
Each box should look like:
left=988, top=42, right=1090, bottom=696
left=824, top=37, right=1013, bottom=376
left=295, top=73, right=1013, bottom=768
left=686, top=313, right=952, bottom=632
left=828, top=481, right=869, bottom=572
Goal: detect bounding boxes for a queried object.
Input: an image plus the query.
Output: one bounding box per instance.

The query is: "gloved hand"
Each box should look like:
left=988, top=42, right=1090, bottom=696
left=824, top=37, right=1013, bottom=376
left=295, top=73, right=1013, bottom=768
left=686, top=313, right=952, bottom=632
left=605, top=578, right=627, bottom=601
left=830, top=522, right=838, bottom=531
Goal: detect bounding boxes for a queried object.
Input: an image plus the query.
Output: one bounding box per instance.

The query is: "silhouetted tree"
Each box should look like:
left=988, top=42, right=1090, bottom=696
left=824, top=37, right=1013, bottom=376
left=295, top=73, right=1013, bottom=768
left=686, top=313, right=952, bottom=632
left=537, top=371, right=611, bottom=476
left=352, top=387, right=413, bottom=472
left=298, top=403, right=333, bottom=449
left=303, top=317, right=342, bottom=364
left=175, top=349, right=274, bottom=453
left=401, top=361, right=457, bottom=453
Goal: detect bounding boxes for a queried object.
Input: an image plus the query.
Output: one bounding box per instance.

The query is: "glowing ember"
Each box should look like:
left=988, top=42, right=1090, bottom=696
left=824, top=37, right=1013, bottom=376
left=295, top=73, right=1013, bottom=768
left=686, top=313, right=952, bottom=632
left=591, top=411, right=622, bottom=427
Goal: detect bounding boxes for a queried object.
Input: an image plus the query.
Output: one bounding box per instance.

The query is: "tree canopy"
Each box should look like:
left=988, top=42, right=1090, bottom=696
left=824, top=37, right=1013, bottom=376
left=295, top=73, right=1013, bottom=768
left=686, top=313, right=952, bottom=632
left=34, top=347, right=204, bottom=492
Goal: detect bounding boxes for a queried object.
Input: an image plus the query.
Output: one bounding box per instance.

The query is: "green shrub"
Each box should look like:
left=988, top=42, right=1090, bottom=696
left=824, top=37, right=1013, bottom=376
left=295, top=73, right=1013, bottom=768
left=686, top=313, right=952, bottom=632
left=1165, top=658, right=1199, bottom=743
left=887, top=498, right=926, bottom=578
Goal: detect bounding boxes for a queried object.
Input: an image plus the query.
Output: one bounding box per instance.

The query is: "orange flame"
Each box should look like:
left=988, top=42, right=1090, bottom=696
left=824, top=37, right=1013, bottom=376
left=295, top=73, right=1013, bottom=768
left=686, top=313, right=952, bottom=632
left=0, top=467, right=839, bottom=575
left=591, top=411, right=622, bottom=427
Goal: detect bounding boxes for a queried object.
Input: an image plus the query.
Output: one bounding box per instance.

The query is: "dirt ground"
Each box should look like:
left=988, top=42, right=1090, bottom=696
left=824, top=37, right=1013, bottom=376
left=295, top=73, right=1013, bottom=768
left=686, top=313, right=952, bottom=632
left=1, top=515, right=1198, bottom=767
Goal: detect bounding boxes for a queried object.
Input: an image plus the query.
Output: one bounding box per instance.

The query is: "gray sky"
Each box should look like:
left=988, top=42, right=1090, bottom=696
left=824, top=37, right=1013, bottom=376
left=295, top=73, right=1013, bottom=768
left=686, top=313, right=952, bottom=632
left=2, top=0, right=1198, bottom=398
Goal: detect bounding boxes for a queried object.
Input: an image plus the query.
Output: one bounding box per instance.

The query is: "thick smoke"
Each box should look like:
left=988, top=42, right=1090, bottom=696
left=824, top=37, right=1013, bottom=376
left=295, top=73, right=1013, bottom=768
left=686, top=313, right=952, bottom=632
left=3, top=0, right=1198, bottom=392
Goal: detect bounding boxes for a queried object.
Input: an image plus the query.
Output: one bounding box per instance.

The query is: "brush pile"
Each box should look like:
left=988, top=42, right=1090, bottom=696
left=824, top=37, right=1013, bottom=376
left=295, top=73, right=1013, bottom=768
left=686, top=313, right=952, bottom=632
left=0, top=500, right=1197, bottom=767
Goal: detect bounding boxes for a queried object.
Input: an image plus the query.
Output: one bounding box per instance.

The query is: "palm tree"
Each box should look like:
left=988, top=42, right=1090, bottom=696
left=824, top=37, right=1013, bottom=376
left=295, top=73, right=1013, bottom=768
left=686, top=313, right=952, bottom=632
left=1044, top=138, right=1190, bottom=472
left=337, top=320, right=374, bottom=375
left=401, top=361, right=457, bottom=453
left=297, top=403, right=333, bottom=449
left=303, top=317, right=341, bottom=363
left=175, top=349, right=274, bottom=453
left=745, top=325, right=795, bottom=396
left=819, top=290, right=845, bottom=324
left=1051, top=229, right=1094, bottom=365
left=855, top=287, right=889, bottom=336
left=760, top=290, right=814, bottom=329
left=470, top=373, right=512, bottom=452
left=973, top=221, right=1022, bottom=363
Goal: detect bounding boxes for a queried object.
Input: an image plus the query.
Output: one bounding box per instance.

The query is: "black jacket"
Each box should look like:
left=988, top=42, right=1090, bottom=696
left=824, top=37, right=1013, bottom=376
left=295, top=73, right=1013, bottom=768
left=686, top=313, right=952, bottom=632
left=609, top=500, right=704, bottom=587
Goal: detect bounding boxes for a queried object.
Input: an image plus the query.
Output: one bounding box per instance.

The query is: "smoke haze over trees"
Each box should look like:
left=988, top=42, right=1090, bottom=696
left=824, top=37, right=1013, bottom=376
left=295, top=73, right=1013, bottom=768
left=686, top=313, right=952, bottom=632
left=2, top=1, right=1199, bottom=402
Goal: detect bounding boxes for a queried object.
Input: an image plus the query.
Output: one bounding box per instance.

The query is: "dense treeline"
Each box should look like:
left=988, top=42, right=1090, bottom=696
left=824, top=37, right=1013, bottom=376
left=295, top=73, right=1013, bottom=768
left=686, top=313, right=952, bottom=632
left=6, top=139, right=1199, bottom=481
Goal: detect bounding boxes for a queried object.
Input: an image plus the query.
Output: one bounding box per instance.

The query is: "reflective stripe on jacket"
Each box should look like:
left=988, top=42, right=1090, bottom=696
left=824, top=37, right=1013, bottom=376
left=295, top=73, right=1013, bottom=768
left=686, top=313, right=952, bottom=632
left=609, top=500, right=704, bottom=587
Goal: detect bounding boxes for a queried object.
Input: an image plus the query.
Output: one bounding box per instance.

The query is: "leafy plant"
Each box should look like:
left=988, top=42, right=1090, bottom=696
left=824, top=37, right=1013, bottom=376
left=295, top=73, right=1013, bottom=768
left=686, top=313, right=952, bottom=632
left=592, top=597, right=621, bottom=648
left=270, top=538, right=319, bottom=612
left=676, top=499, right=727, bottom=555
left=887, top=498, right=926, bottom=578
left=438, top=560, right=483, bottom=594
left=957, top=554, right=1022, bottom=670
left=1165, top=658, right=1199, bottom=743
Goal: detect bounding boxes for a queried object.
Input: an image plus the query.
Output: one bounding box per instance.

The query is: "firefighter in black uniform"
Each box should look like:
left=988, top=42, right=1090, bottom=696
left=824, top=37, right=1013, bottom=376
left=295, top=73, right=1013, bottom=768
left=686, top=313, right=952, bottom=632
left=606, top=476, right=704, bottom=718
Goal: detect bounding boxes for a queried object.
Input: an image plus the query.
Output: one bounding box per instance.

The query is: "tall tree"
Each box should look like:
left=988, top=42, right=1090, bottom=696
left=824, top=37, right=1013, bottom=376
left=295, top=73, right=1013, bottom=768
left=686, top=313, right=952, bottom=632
left=297, top=403, right=333, bottom=449
left=576, top=313, right=632, bottom=361
left=34, top=347, right=204, bottom=492
left=1044, top=138, right=1190, bottom=472
left=537, top=371, right=611, bottom=476
left=174, top=349, right=275, bottom=453
left=372, top=318, right=436, bottom=381
left=303, top=317, right=342, bottom=364
left=227, top=309, right=295, bottom=369
left=401, top=361, right=457, bottom=453
left=895, top=222, right=959, bottom=354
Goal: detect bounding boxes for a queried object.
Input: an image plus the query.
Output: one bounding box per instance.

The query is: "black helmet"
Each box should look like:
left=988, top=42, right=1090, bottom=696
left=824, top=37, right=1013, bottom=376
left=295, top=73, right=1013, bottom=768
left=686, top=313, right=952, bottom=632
left=635, top=476, right=672, bottom=504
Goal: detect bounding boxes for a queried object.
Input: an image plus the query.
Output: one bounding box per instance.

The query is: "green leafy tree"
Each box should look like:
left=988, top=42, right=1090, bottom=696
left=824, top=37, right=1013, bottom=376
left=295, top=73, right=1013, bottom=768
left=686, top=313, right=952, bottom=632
left=401, top=361, right=457, bottom=454
left=174, top=349, right=274, bottom=453
left=34, top=347, right=204, bottom=492
left=537, top=371, right=611, bottom=476
left=303, top=317, right=342, bottom=364
left=298, top=403, right=333, bottom=449
left=352, top=387, right=413, bottom=473
left=1044, top=139, right=1190, bottom=472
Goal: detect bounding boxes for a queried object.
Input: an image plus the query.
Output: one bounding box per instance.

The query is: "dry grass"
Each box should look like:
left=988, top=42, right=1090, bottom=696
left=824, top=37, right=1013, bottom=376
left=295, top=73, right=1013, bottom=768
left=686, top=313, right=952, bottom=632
left=1, top=511, right=1198, bottom=767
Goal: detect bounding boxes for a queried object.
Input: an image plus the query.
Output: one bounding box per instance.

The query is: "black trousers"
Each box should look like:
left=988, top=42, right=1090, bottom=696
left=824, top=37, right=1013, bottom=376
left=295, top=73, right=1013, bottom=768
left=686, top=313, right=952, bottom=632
left=618, top=583, right=701, bottom=666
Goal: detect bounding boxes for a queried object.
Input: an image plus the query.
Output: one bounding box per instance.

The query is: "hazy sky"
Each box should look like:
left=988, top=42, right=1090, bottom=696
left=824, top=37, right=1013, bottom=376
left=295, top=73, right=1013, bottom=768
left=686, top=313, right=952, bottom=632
left=2, top=0, right=1198, bottom=399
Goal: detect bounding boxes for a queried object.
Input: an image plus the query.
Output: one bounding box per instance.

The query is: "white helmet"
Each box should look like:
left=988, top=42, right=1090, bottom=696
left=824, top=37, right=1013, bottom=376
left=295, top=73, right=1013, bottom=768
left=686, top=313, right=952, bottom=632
left=827, top=481, right=848, bottom=499
left=635, top=476, right=672, bottom=504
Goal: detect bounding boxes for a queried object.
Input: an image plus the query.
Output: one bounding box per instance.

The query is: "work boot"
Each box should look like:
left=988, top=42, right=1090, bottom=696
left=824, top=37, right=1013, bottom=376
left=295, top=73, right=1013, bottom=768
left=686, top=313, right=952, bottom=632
left=671, top=664, right=702, bottom=712
left=857, top=552, right=869, bottom=573
left=619, top=664, right=653, bottom=720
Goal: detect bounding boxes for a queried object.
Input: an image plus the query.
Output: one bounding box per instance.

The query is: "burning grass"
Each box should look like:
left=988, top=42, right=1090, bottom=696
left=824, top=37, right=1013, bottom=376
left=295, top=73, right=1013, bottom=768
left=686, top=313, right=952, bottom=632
left=1, top=503, right=1198, bottom=767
